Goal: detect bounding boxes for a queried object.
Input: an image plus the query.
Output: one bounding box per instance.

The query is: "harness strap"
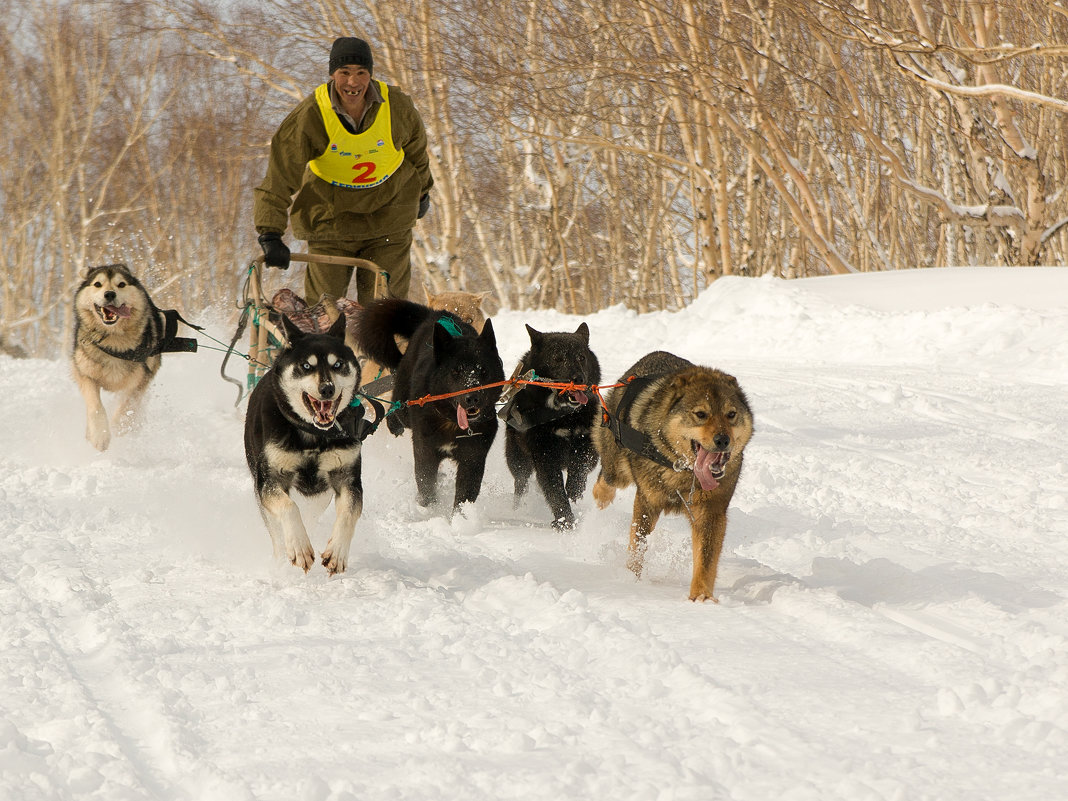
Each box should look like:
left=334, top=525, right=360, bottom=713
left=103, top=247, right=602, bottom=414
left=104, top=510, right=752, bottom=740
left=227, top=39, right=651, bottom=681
left=497, top=364, right=595, bottom=432
left=359, top=372, right=396, bottom=397
left=604, top=374, right=678, bottom=470
left=158, top=309, right=202, bottom=354
left=348, top=395, right=387, bottom=442
left=500, top=397, right=583, bottom=432
left=437, top=316, right=464, bottom=337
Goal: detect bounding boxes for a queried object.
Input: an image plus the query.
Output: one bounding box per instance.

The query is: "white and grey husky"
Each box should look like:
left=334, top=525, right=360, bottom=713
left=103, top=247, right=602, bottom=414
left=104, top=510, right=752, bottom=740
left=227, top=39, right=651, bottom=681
left=243, top=314, right=366, bottom=574
left=72, top=263, right=168, bottom=451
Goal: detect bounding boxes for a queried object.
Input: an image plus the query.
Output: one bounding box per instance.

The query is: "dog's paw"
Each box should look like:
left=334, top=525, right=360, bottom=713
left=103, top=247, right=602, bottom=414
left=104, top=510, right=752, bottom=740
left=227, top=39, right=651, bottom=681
left=626, top=554, right=644, bottom=578
left=688, top=588, right=720, bottom=604
left=321, top=542, right=350, bottom=575
left=113, top=409, right=140, bottom=436
left=86, top=421, right=111, bottom=452
left=592, top=476, right=615, bottom=509
left=551, top=515, right=575, bottom=531
left=287, top=539, right=316, bottom=573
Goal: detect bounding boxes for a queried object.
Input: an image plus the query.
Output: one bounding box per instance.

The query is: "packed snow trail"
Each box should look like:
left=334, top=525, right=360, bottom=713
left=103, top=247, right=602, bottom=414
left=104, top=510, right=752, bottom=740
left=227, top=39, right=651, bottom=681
left=2, top=268, right=1066, bottom=800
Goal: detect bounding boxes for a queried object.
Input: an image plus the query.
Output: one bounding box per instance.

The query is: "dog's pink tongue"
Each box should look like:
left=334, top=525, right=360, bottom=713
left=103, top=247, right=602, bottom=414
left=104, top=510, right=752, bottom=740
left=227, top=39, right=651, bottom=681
left=312, top=398, right=335, bottom=424
left=694, top=445, right=720, bottom=491
left=456, top=404, right=469, bottom=430
left=107, top=304, right=133, bottom=318
left=571, top=390, right=589, bottom=405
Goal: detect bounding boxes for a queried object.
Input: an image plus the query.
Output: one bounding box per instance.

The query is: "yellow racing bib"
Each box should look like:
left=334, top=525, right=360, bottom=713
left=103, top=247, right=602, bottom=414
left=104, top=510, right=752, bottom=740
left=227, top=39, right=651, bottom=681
left=308, top=81, right=405, bottom=189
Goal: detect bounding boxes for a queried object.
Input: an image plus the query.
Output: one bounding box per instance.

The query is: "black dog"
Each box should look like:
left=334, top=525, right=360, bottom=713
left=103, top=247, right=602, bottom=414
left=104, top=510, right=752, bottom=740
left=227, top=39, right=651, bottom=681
left=355, top=298, right=504, bottom=509
left=503, top=323, right=601, bottom=529
left=244, top=314, right=365, bottom=574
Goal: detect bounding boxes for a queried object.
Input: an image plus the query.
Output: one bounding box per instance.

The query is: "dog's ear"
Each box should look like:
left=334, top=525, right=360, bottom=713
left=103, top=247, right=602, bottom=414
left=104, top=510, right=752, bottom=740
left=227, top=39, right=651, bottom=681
left=665, top=374, right=693, bottom=412
left=524, top=323, right=541, bottom=345
left=281, top=314, right=304, bottom=345
left=432, top=317, right=453, bottom=358
left=575, top=322, right=590, bottom=344
left=326, top=313, right=347, bottom=341
left=480, top=318, right=497, bottom=349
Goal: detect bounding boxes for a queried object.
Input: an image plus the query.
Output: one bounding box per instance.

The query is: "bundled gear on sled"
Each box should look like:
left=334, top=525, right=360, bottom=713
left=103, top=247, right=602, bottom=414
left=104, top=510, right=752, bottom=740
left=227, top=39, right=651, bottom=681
left=222, top=252, right=393, bottom=403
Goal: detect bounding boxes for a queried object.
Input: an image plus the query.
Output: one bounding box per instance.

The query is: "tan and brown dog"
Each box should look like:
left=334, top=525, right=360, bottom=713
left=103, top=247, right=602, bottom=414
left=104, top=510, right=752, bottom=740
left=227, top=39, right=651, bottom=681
left=592, top=350, right=753, bottom=602
left=424, top=284, right=489, bottom=333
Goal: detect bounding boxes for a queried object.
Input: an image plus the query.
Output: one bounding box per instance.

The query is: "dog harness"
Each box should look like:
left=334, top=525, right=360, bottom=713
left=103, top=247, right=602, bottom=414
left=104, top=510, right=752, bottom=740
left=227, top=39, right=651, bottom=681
left=605, top=374, right=680, bottom=470
left=93, top=308, right=202, bottom=363
left=343, top=395, right=387, bottom=442
left=497, top=365, right=593, bottom=433
left=308, top=81, right=405, bottom=189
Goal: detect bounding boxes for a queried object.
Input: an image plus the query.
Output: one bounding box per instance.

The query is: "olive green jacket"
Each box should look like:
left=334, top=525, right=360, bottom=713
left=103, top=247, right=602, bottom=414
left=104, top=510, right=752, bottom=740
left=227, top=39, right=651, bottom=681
left=254, top=80, right=433, bottom=243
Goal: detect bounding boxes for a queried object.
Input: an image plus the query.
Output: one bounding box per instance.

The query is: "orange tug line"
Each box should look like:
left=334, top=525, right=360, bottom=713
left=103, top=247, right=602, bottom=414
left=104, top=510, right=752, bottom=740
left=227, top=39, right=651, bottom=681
left=367, top=376, right=637, bottom=427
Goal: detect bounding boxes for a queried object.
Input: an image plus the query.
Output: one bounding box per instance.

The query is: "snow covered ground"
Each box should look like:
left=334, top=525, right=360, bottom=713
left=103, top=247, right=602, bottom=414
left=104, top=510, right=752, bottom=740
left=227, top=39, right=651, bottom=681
left=2, top=266, right=1066, bottom=801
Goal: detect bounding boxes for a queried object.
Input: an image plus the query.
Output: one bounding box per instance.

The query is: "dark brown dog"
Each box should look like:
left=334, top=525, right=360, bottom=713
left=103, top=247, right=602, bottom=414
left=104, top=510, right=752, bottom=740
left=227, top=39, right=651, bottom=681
left=592, top=351, right=753, bottom=601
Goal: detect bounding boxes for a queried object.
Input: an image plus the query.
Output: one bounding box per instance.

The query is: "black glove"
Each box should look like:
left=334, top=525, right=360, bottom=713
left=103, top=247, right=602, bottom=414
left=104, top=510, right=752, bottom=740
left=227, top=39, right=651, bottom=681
left=258, top=232, right=290, bottom=269
left=417, top=193, right=430, bottom=220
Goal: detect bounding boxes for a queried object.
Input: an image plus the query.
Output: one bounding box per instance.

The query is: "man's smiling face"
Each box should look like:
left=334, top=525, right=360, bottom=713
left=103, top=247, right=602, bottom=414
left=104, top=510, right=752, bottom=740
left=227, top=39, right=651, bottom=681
left=332, top=65, right=372, bottom=115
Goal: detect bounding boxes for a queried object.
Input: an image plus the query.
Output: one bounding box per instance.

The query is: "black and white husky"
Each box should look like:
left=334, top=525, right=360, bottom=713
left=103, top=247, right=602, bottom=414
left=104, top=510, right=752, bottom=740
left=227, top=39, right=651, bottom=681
left=243, top=314, right=365, bottom=574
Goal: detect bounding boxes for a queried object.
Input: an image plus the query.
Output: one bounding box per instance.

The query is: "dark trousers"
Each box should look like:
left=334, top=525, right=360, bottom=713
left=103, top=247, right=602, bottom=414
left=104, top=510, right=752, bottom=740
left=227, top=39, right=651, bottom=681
left=304, top=229, right=413, bottom=305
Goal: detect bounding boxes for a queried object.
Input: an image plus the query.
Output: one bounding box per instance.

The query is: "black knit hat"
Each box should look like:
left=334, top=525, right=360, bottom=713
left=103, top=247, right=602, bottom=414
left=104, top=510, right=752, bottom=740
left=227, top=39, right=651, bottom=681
left=329, top=37, right=373, bottom=75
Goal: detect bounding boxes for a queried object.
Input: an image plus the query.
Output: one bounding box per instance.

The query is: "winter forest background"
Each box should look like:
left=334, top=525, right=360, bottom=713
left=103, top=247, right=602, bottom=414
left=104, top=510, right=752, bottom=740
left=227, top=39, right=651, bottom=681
left=3, top=0, right=1068, bottom=356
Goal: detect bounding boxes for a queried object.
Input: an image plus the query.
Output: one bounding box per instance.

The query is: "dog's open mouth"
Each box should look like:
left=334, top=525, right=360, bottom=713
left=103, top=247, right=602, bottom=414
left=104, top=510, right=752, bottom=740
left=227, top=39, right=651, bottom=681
left=303, top=393, right=341, bottom=429
left=692, top=442, right=729, bottom=491
left=550, top=388, right=588, bottom=409
left=456, top=402, right=491, bottom=435
left=566, top=389, right=589, bottom=406
left=95, top=304, right=132, bottom=325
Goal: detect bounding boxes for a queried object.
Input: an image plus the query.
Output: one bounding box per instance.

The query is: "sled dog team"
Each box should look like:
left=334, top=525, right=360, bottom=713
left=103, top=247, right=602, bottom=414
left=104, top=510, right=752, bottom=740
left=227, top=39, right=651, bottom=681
left=72, top=264, right=754, bottom=602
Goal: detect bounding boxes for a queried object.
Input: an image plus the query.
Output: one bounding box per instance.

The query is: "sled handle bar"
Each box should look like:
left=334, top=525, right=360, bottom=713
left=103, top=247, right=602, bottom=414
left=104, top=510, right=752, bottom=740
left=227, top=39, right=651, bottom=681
left=251, top=252, right=384, bottom=272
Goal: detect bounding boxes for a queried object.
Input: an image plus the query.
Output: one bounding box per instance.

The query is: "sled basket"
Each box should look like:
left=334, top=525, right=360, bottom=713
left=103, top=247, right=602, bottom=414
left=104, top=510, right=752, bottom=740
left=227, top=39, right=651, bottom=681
left=226, top=253, right=391, bottom=402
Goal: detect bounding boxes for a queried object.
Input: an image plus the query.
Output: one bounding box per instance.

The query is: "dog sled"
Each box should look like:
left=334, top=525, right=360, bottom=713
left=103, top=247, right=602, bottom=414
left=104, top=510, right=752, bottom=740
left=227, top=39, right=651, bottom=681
left=223, top=252, right=392, bottom=403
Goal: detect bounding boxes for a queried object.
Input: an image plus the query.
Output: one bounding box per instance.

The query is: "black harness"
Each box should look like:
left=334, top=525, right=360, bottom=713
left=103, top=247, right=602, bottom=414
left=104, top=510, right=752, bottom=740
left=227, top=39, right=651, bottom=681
left=346, top=395, right=387, bottom=442
left=501, top=399, right=583, bottom=433
left=497, top=366, right=593, bottom=433
left=93, top=308, right=202, bottom=363
left=603, top=374, right=679, bottom=470
left=357, top=371, right=396, bottom=398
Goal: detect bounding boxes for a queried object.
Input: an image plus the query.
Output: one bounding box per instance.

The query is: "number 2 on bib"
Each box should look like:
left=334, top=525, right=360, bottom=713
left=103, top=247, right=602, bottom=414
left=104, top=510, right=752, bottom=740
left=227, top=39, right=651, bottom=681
left=352, top=162, right=377, bottom=183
